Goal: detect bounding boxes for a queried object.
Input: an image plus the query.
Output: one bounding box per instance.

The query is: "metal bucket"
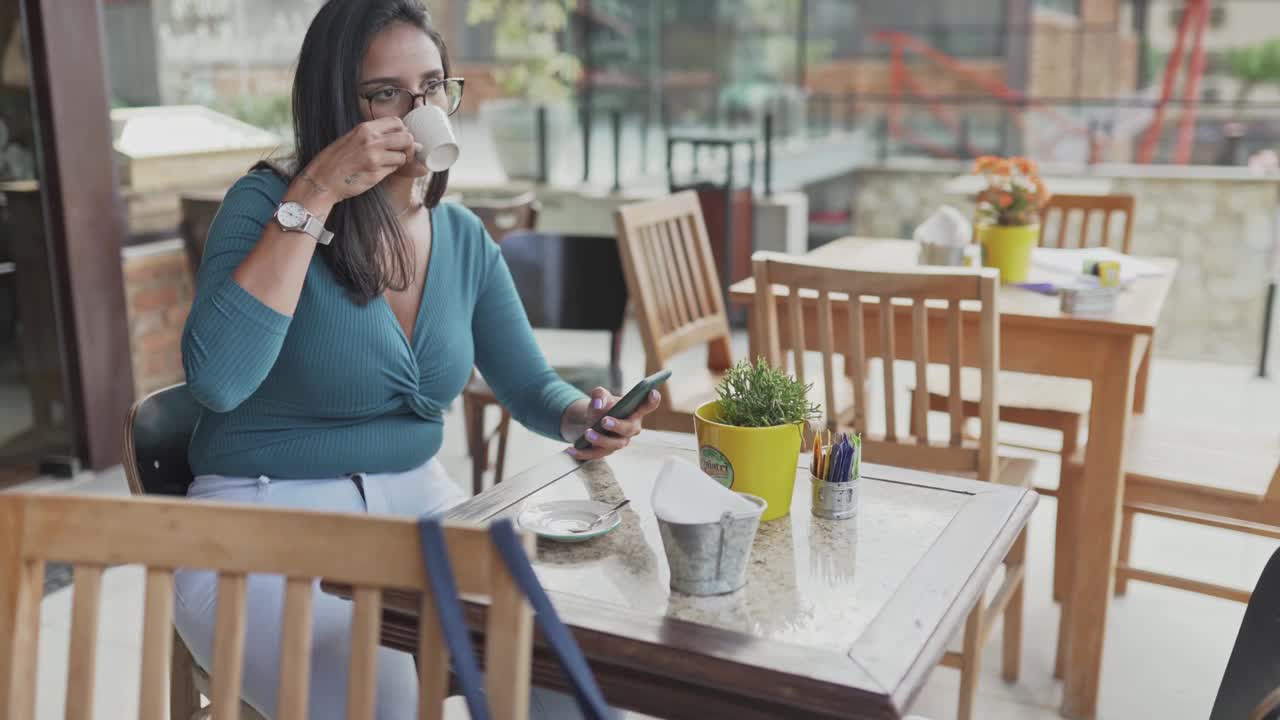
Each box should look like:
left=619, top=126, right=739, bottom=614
left=657, top=493, right=767, bottom=596
left=919, top=242, right=967, bottom=267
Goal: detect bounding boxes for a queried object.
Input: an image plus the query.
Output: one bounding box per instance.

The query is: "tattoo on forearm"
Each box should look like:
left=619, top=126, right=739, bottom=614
left=298, top=172, right=330, bottom=195
left=344, top=173, right=359, bottom=185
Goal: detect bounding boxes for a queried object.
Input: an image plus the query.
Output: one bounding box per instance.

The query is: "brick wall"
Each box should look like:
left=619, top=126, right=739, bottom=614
left=121, top=240, right=194, bottom=397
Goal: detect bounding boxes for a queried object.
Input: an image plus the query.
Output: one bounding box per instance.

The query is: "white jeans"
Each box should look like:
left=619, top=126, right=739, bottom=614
left=173, top=458, right=596, bottom=719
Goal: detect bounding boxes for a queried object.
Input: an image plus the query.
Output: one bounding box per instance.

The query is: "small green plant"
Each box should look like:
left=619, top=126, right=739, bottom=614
left=714, top=358, right=821, bottom=428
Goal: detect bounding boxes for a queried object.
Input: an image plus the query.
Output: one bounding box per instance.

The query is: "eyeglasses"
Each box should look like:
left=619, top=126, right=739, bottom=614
left=362, top=77, right=465, bottom=119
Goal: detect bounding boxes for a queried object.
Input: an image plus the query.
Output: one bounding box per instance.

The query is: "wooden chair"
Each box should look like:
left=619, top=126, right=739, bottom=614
left=751, top=252, right=1032, bottom=720
left=464, top=190, right=539, bottom=245
left=463, top=230, right=628, bottom=494
left=0, top=492, right=535, bottom=720
left=916, top=192, right=1138, bottom=604
left=615, top=192, right=857, bottom=435
left=1040, top=193, right=1136, bottom=253
left=123, top=382, right=267, bottom=720
left=1054, top=417, right=1280, bottom=676
left=461, top=192, right=541, bottom=493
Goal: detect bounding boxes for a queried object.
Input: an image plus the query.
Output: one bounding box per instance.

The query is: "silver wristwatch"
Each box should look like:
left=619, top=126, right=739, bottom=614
left=274, top=201, right=334, bottom=245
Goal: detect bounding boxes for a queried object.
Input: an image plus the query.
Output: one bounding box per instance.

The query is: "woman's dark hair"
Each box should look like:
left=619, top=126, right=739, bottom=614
left=283, top=0, right=450, bottom=301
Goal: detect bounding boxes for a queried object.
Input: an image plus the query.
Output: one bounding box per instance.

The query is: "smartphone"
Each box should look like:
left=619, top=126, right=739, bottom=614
left=573, top=369, right=672, bottom=450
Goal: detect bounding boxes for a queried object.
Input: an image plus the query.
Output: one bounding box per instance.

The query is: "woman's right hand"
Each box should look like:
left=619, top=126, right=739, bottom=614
left=297, top=117, right=422, bottom=202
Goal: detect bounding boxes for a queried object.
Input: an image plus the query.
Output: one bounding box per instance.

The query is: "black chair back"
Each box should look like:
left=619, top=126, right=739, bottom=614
left=1211, top=545, right=1280, bottom=720
left=124, top=384, right=201, bottom=497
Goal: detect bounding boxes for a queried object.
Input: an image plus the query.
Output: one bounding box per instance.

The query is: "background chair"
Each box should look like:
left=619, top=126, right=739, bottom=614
left=614, top=192, right=858, bottom=435
left=463, top=227, right=629, bottom=494
left=1040, top=193, right=1136, bottom=253
left=751, top=253, right=1031, bottom=720
left=123, top=382, right=267, bottom=720
left=915, top=191, right=1138, bottom=606
left=463, top=190, right=540, bottom=247
left=1054, top=418, right=1280, bottom=677
left=0, top=492, right=535, bottom=720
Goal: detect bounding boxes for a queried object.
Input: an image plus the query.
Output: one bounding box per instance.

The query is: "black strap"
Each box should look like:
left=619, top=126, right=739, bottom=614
left=418, top=519, right=491, bottom=720
left=417, top=516, right=610, bottom=719
left=488, top=518, right=611, bottom=719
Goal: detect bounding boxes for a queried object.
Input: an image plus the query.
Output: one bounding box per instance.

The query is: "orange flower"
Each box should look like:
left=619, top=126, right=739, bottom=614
left=971, top=155, right=998, bottom=174
left=1012, top=156, right=1038, bottom=176
left=997, top=192, right=1014, bottom=209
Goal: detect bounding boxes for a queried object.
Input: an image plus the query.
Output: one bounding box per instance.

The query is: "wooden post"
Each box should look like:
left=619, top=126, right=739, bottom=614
left=21, top=0, right=136, bottom=469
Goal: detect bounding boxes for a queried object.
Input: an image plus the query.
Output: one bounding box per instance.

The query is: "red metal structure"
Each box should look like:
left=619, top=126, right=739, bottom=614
left=1137, top=0, right=1211, bottom=164
left=873, top=30, right=1096, bottom=161
left=875, top=0, right=1212, bottom=165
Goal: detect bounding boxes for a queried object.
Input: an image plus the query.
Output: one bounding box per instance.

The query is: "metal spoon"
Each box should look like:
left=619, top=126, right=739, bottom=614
left=570, top=499, right=631, bottom=533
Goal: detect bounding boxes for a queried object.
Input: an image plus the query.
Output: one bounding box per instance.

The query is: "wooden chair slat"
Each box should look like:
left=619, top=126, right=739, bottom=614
left=947, top=301, right=965, bottom=446
left=676, top=214, right=711, bottom=318
left=880, top=297, right=898, bottom=442
left=346, top=587, right=382, bottom=720
left=912, top=300, right=930, bottom=445
left=276, top=577, right=314, bottom=720
left=817, top=291, right=838, bottom=431
left=65, top=564, right=104, bottom=720
left=138, top=568, right=175, bottom=720
left=788, top=286, right=807, bottom=386
left=417, top=591, right=449, bottom=720
left=847, top=296, right=867, bottom=434
left=978, top=275, right=1000, bottom=483
left=484, top=537, right=534, bottom=720
left=658, top=219, right=694, bottom=327
left=212, top=573, right=248, bottom=720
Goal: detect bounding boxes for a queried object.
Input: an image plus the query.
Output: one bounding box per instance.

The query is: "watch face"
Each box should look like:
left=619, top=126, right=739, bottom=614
left=277, top=202, right=307, bottom=229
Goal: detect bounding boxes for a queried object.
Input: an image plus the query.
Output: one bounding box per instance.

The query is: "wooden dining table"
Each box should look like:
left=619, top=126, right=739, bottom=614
left=729, top=237, right=1178, bottom=718
left=327, top=432, right=1036, bottom=719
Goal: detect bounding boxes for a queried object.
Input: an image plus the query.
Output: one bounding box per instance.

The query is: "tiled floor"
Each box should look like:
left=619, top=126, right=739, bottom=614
left=16, top=323, right=1280, bottom=719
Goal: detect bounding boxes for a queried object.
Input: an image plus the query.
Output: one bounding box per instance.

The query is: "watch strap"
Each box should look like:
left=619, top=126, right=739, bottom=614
left=302, top=215, right=334, bottom=245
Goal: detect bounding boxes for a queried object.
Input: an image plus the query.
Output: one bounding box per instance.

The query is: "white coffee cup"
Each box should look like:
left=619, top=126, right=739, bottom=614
left=403, top=104, right=459, bottom=172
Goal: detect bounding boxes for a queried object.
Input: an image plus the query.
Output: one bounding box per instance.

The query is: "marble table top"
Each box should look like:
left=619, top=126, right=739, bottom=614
left=416, top=432, right=1038, bottom=719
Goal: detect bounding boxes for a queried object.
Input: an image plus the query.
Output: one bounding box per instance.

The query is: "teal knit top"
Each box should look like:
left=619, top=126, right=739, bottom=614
left=182, top=170, right=585, bottom=479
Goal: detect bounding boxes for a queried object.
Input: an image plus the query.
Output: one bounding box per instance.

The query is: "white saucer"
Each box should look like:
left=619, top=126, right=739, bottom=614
left=517, top=500, right=623, bottom=543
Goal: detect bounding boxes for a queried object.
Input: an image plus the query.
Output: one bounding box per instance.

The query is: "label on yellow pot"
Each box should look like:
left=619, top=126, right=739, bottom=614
left=699, top=446, right=734, bottom=488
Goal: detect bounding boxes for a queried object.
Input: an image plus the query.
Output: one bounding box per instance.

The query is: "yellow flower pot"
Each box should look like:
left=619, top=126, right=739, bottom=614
left=978, top=224, right=1039, bottom=283
left=692, top=401, right=803, bottom=521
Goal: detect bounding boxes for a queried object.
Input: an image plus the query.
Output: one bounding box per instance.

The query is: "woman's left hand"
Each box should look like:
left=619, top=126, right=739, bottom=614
left=562, top=387, right=662, bottom=461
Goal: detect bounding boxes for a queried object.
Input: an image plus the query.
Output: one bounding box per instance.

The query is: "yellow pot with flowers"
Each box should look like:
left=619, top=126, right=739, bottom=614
left=972, top=156, right=1051, bottom=283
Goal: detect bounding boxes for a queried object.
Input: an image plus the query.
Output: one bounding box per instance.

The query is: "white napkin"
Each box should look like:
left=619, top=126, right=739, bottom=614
left=913, top=205, right=972, bottom=247
left=652, top=457, right=758, bottom=525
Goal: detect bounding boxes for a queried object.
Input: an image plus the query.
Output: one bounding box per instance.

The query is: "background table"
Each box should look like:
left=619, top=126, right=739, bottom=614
left=332, top=434, right=1036, bottom=719
left=729, top=238, right=1177, bottom=718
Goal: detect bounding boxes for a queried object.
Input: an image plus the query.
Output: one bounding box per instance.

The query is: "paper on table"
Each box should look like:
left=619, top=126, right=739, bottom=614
left=1031, top=247, right=1166, bottom=284
left=652, top=457, right=759, bottom=525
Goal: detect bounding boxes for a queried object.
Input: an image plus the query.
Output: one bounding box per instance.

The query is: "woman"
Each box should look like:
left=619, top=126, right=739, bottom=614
left=174, top=1, right=654, bottom=716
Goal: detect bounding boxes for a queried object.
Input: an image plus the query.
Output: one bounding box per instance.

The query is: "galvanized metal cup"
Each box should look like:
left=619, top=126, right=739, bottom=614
left=657, top=493, right=767, bottom=596
left=919, top=242, right=967, bottom=267
left=810, top=473, right=859, bottom=520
